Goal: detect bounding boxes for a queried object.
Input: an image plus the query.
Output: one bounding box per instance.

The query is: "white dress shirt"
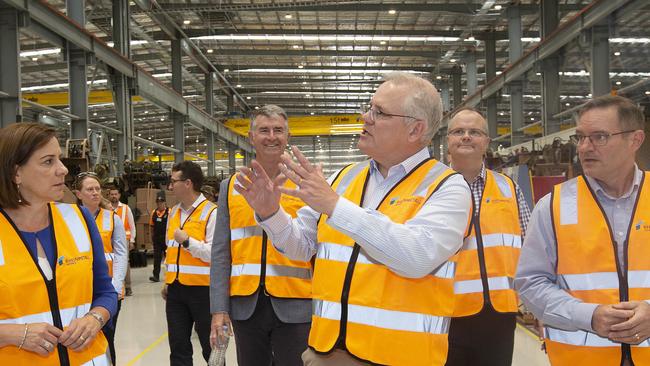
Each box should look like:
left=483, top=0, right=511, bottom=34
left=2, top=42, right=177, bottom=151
left=259, top=147, right=472, bottom=278
left=168, top=193, right=217, bottom=263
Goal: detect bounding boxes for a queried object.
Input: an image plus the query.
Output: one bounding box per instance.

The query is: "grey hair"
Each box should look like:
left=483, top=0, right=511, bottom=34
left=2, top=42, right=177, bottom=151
left=382, top=72, right=443, bottom=144
left=249, top=104, right=289, bottom=131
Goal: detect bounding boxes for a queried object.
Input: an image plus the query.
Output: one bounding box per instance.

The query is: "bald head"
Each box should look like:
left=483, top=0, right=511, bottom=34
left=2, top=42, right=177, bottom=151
left=448, top=108, right=488, bottom=134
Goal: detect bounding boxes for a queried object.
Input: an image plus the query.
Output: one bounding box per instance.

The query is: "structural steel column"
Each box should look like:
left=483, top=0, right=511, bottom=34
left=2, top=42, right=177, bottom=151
left=227, top=93, right=234, bottom=114
left=171, top=39, right=184, bottom=162
left=638, top=107, right=650, bottom=170
left=541, top=0, right=561, bottom=134
left=440, top=80, right=450, bottom=112
left=228, top=143, right=236, bottom=175
left=508, top=6, right=525, bottom=145
left=466, top=51, right=477, bottom=95
left=67, top=0, right=88, bottom=139
left=485, top=32, right=498, bottom=139
left=205, top=73, right=215, bottom=176
left=0, top=6, right=21, bottom=126
left=451, top=65, right=462, bottom=108
left=591, top=20, right=610, bottom=97
left=432, top=135, right=441, bottom=161
left=112, top=0, right=133, bottom=172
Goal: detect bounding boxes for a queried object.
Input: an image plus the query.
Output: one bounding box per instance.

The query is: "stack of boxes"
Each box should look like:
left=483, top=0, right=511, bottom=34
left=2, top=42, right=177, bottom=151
left=134, top=187, right=177, bottom=251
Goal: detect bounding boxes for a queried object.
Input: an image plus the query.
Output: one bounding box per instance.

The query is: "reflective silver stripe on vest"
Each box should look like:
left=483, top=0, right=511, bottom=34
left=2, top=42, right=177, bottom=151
left=81, top=353, right=111, bottom=366
left=104, top=253, right=114, bottom=262
left=313, top=299, right=450, bottom=335
left=231, top=263, right=311, bottom=279
left=0, top=303, right=90, bottom=327
left=559, top=179, right=579, bottom=225
left=492, top=172, right=514, bottom=198
left=462, top=233, right=522, bottom=251
left=413, top=161, right=449, bottom=197
left=0, top=240, right=4, bottom=266
left=231, top=225, right=263, bottom=241
left=55, top=203, right=91, bottom=253
left=454, top=276, right=514, bottom=295
left=200, top=202, right=216, bottom=221
left=561, top=270, right=650, bottom=291
left=318, top=242, right=454, bottom=279
left=166, top=264, right=210, bottom=275
left=102, top=209, right=112, bottom=231
left=545, top=326, right=650, bottom=348
left=333, top=161, right=370, bottom=195
left=167, top=239, right=179, bottom=247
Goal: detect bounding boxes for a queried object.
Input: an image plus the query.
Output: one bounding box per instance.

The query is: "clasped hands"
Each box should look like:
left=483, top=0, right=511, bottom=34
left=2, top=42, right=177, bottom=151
left=234, top=145, right=340, bottom=219
left=17, top=315, right=102, bottom=356
left=592, top=301, right=650, bottom=345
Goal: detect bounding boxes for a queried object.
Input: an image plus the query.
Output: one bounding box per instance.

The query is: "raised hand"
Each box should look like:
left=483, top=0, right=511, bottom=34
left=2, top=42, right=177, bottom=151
left=278, top=146, right=339, bottom=216
left=233, top=160, right=285, bottom=219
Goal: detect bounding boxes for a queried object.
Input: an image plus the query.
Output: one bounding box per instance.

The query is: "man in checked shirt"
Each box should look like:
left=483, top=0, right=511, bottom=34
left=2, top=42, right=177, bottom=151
left=446, top=107, right=531, bottom=366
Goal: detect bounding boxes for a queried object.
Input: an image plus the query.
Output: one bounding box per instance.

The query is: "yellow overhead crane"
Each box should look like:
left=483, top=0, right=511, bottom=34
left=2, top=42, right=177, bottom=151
left=22, top=90, right=542, bottom=136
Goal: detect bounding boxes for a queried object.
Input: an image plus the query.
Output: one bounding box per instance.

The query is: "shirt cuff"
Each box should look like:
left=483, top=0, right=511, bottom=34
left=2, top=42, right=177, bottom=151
left=257, top=207, right=291, bottom=234
left=327, top=197, right=364, bottom=233
left=572, top=302, right=599, bottom=332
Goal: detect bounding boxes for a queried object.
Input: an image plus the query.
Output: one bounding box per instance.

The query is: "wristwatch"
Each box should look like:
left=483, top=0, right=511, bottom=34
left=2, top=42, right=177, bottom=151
left=181, top=239, right=190, bottom=248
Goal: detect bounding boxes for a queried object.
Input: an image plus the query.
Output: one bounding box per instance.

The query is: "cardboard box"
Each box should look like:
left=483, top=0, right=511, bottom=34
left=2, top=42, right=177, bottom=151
left=135, top=222, right=153, bottom=251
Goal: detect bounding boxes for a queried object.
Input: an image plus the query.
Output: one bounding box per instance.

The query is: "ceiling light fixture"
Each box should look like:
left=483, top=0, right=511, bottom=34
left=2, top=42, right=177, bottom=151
left=183, top=20, right=190, bottom=25
left=285, top=14, right=292, bottom=19
left=388, top=9, right=396, bottom=14
left=207, top=49, right=213, bottom=53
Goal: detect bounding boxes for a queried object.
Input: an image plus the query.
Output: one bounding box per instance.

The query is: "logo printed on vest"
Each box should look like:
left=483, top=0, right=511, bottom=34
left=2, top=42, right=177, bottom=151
left=389, top=197, right=399, bottom=205
left=635, top=220, right=650, bottom=231
left=59, top=255, right=90, bottom=266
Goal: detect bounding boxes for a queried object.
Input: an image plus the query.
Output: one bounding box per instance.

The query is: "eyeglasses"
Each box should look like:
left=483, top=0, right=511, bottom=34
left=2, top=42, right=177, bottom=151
left=448, top=128, right=488, bottom=138
left=74, top=171, right=100, bottom=189
left=361, top=104, right=417, bottom=122
left=570, top=130, right=637, bottom=146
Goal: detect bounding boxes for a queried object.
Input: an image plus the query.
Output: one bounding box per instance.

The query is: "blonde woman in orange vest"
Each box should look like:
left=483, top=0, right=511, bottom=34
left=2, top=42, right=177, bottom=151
left=74, top=172, right=128, bottom=365
left=233, top=73, right=472, bottom=365
left=108, top=187, right=135, bottom=296
left=516, top=95, right=650, bottom=366
left=0, top=123, right=116, bottom=365
left=446, top=108, right=531, bottom=366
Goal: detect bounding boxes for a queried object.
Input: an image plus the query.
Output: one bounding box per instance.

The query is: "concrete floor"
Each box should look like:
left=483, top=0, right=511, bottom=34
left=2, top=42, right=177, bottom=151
left=115, top=266, right=550, bottom=366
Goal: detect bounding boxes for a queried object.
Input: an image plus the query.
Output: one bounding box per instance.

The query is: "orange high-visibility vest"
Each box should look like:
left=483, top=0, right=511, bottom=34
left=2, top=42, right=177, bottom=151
left=165, top=199, right=217, bottom=286
left=547, top=173, right=650, bottom=365
left=309, top=159, right=460, bottom=366
left=227, top=175, right=312, bottom=299
left=0, top=203, right=109, bottom=365
left=453, top=169, right=522, bottom=316
left=95, top=208, right=115, bottom=278
left=114, top=203, right=132, bottom=241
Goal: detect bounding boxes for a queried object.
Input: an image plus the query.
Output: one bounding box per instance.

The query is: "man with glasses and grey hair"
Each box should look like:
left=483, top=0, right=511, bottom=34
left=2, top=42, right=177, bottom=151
left=445, top=107, right=530, bottom=366
left=232, top=73, right=472, bottom=365
left=210, top=104, right=312, bottom=366
left=515, top=95, right=649, bottom=366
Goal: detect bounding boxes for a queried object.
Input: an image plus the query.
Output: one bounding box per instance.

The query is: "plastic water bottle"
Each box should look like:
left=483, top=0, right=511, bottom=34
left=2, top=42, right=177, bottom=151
left=208, top=325, right=229, bottom=366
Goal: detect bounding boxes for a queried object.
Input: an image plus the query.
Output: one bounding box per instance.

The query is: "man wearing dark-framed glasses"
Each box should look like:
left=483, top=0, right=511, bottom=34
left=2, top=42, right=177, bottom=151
left=516, top=95, right=648, bottom=366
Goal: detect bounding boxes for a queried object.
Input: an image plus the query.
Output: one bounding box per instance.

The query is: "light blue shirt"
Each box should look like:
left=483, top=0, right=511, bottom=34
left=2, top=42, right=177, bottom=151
left=259, top=147, right=472, bottom=278
left=515, top=166, right=644, bottom=333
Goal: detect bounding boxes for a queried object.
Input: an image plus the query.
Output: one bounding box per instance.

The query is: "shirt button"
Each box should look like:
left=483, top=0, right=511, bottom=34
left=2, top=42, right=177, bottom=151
left=618, top=232, right=624, bottom=236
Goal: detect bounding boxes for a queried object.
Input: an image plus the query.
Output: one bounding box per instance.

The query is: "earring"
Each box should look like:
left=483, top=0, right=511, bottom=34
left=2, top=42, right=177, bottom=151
left=17, top=183, right=22, bottom=203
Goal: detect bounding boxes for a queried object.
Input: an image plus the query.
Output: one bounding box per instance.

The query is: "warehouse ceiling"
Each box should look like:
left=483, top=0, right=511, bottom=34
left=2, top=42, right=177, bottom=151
left=15, top=0, right=650, bottom=172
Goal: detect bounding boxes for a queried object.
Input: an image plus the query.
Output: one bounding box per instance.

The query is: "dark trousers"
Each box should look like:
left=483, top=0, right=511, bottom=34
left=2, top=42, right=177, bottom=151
left=445, top=305, right=516, bottom=366
left=232, top=294, right=310, bottom=366
left=152, top=237, right=166, bottom=279
left=103, top=299, right=122, bottom=365
left=166, top=282, right=212, bottom=366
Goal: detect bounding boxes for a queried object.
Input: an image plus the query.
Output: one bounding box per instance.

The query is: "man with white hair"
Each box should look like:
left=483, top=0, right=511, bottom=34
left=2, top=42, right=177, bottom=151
left=233, top=73, right=472, bottom=365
